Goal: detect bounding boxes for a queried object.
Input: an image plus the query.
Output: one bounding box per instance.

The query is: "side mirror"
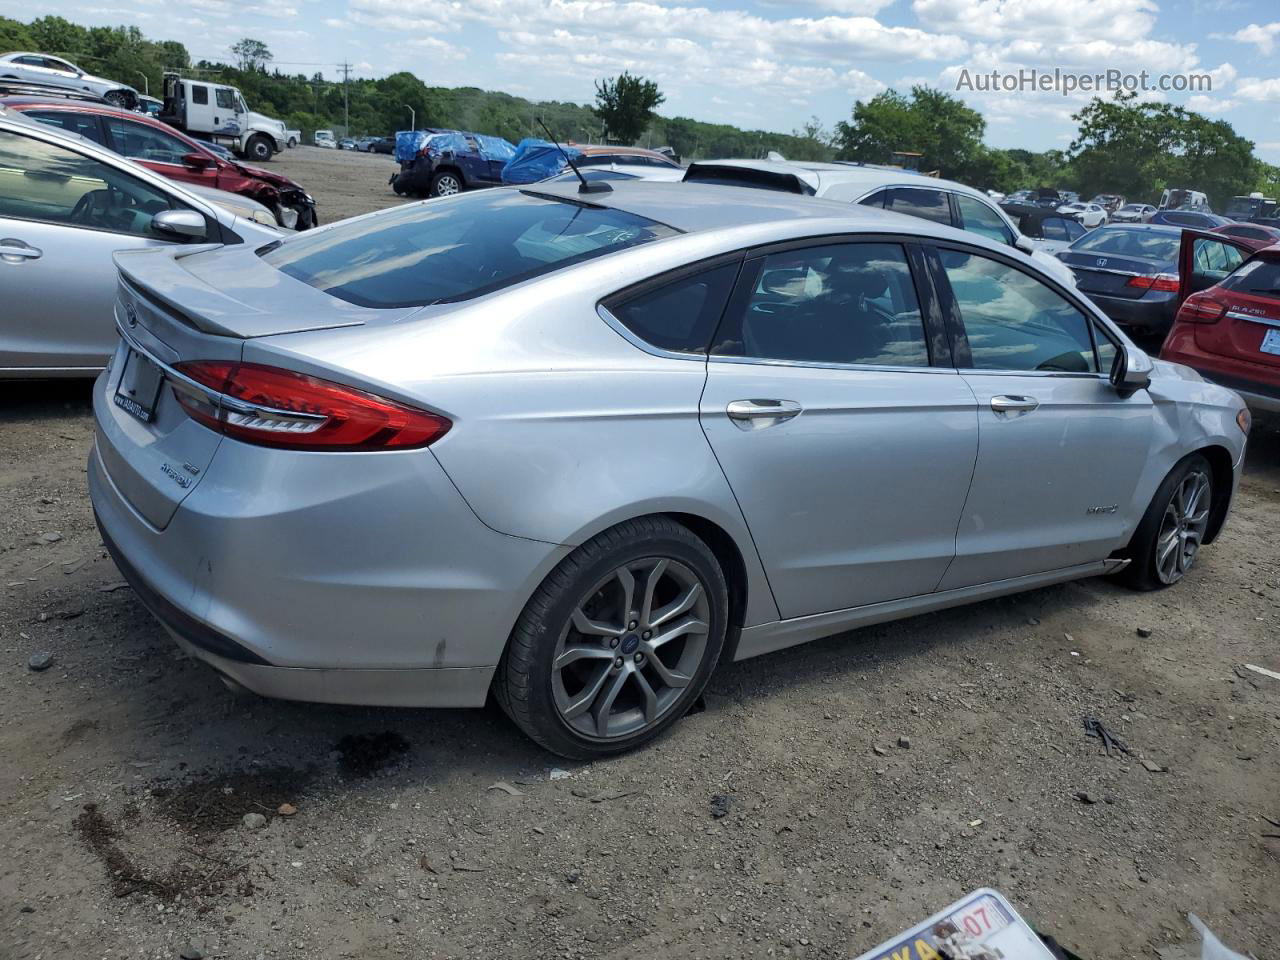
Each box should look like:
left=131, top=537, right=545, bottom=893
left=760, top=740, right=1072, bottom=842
left=181, top=152, right=214, bottom=170
left=152, top=209, right=207, bottom=240
left=1111, top=342, right=1153, bottom=396
left=1013, top=235, right=1035, bottom=255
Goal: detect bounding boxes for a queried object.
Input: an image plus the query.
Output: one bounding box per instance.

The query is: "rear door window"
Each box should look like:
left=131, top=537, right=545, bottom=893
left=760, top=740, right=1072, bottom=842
left=711, top=242, right=931, bottom=367
left=605, top=262, right=740, bottom=354
left=191, top=84, right=209, bottom=105
left=885, top=188, right=952, bottom=226
left=262, top=190, right=679, bottom=308
left=23, top=109, right=108, bottom=146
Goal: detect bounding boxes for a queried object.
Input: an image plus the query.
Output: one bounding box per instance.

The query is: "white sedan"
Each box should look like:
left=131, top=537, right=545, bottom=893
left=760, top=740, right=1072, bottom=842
left=1058, top=201, right=1108, bottom=228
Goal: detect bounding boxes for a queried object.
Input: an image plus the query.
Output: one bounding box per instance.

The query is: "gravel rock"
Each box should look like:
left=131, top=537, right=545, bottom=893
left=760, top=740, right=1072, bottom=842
left=242, top=812, right=267, bottom=830
left=277, top=803, right=297, bottom=817
left=710, top=794, right=732, bottom=818
left=897, top=736, right=911, bottom=749
left=1136, top=626, right=1154, bottom=638
left=27, top=651, right=54, bottom=672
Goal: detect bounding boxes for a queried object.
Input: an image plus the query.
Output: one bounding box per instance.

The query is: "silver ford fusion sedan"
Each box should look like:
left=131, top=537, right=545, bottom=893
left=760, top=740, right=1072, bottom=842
left=89, top=181, right=1249, bottom=758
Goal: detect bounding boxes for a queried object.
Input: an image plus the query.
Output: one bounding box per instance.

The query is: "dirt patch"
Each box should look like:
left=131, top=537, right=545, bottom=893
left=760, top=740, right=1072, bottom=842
left=73, top=804, right=243, bottom=901
left=335, top=731, right=410, bottom=778
left=156, top=766, right=315, bottom=836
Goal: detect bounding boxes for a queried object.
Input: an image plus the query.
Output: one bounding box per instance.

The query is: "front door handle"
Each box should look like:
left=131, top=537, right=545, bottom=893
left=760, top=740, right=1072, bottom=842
left=990, top=394, right=1039, bottom=414
left=0, top=238, right=42, bottom=262
left=726, top=399, right=802, bottom=430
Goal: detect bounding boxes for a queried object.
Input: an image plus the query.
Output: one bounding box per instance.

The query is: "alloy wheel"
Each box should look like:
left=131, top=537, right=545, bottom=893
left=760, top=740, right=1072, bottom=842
left=1155, top=469, right=1211, bottom=584
left=435, top=175, right=460, bottom=196
left=552, top=558, right=711, bottom=741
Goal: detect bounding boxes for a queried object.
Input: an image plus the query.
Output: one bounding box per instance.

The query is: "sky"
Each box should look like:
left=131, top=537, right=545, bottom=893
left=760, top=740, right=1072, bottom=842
left=6, top=0, right=1280, bottom=160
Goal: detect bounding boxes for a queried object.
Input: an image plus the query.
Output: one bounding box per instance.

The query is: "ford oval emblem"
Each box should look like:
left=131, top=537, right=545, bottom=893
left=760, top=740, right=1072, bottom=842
left=125, top=301, right=139, bottom=327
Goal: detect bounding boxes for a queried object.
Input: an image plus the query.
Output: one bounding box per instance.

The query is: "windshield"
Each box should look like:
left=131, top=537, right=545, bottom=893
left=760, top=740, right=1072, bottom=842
left=261, top=189, right=679, bottom=308
left=1069, top=228, right=1180, bottom=261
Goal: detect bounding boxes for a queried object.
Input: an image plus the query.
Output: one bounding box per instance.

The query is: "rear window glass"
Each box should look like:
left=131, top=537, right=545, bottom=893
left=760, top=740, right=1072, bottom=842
left=261, top=190, right=679, bottom=308
left=886, top=188, right=951, bottom=226
left=1070, top=229, right=1180, bottom=261
left=1220, top=258, right=1280, bottom=298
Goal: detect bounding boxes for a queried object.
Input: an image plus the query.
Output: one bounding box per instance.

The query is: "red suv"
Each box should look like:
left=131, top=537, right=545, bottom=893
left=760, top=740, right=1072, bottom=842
left=2, top=96, right=316, bottom=229
left=1161, top=230, right=1280, bottom=413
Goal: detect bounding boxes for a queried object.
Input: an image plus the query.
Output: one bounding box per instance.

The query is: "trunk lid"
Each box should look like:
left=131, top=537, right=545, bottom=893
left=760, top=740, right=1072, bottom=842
left=113, top=244, right=420, bottom=339
left=1197, top=290, right=1280, bottom=368
left=1058, top=250, right=1175, bottom=299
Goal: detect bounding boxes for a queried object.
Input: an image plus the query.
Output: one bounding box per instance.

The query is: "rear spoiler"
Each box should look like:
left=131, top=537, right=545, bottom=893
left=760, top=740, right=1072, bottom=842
left=682, top=163, right=816, bottom=196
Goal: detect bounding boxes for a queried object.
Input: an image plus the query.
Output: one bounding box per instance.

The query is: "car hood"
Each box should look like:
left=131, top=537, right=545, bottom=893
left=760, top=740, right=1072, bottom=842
left=247, top=111, right=284, bottom=131
left=229, top=160, right=303, bottom=192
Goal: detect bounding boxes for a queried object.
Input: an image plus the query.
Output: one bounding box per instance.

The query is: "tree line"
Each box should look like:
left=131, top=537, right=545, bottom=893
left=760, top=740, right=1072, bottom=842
left=4, top=14, right=1277, bottom=208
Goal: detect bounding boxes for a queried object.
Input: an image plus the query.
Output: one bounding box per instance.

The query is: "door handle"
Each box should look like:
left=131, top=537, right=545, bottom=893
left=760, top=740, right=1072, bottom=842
left=990, top=394, right=1039, bottom=414
left=0, top=239, right=42, bottom=262
left=726, top=399, right=802, bottom=429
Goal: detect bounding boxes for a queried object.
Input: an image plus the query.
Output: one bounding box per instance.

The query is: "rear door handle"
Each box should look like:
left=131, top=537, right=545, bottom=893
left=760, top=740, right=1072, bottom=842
left=726, top=399, right=802, bottom=429
left=0, top=238, right=42, bottom=262
left=990, top=394, right=1039, bottom=414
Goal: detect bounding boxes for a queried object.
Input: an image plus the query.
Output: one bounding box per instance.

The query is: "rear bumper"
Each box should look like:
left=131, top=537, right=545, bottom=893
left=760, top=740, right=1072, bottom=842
left=1082, top=291, right=1177, bottom=331
left=88, top=414, right=570, bottom=707
left=1162, top=337, right=1280, bottom=413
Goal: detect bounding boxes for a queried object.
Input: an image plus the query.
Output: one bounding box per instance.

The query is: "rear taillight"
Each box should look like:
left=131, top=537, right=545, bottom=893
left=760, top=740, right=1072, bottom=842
left=172, top=361, right=450, bottom=451
left=1126, top=273, right=1180, bottom=293
left=1178, top=296, right=1227, bottom=324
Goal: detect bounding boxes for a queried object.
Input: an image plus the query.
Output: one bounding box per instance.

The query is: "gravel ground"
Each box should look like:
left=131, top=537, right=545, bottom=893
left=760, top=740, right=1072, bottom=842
left=1, top=152, right=1278, bottom=959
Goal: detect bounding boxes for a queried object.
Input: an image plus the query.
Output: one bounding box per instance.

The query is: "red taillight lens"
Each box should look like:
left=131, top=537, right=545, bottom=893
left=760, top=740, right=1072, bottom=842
left=172, top=361, right=450, bottom=451
left=1126, top=273, right=1180, bottom=293
left=1178, top=296, right=1227, bottom=324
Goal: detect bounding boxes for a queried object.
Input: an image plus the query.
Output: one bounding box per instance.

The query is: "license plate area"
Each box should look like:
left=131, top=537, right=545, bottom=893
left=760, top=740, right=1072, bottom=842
left=113, top=348, right=165, bottom=423
left=1261, top=328, right=1280, bottom=356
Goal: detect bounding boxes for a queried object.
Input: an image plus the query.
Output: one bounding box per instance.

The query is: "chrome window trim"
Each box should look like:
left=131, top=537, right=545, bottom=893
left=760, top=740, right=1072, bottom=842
left=707, top=354, right=956, bottom=376
left=955, top=367, right=1108, bottom=380
left=596, top=304, right=706, bottom=362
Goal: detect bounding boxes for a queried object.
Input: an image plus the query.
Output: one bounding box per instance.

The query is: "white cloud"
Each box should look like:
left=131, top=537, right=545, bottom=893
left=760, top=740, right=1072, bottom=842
left=1185, top=94, right=1237, bottom=112
left=1234, top=76, right=1280, bottom=101
left=911, top=0, right=1159, bottom=43
left=1214, top=22, right=1280, bottom=55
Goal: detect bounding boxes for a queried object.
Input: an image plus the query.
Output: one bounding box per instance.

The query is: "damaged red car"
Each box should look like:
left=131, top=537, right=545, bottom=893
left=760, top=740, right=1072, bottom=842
left=1, top=95, right=316, bottom=229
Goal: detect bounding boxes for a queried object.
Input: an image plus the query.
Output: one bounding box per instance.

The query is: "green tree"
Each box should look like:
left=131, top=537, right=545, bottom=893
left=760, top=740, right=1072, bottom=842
left=834, top=85, right=986, bottom=180
left=593, top=71, right=665, bottom=144
left=231, top=38, right=272, bottom=73
left=0, top=15, right=34, bottom=49
left=788, top=116, right=833, bottom=162
left=1069, top=91, right=1258, bottom=208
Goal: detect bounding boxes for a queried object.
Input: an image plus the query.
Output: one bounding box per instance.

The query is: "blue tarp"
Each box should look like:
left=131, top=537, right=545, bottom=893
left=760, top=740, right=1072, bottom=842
left=396, top=130, right=517, bottom=167
left=394, top=130, right=432, bottom=166
left=501, top=138, right=584, bottom=184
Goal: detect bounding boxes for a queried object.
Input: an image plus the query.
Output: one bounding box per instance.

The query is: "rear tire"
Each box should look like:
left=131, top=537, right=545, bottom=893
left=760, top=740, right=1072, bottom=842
left=428, top=171, right=462, bottom=197
left=1116, top=454, right=1213, bottom=591
left=496, top=517, right=728, bottom=759
left=287, top=136, right=298, bottom=148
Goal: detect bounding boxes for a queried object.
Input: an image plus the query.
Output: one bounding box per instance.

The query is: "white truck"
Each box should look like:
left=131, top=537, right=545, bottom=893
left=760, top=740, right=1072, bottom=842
left=159, top=72, right=287, bottom=162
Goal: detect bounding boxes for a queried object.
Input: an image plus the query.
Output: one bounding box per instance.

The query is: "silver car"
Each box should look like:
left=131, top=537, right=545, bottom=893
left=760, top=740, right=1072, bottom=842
left=0, top=52, right=138, bottom=108
left=89, top=182, right=1249, bottom=758
left=0, top=112, right=280, bottom=377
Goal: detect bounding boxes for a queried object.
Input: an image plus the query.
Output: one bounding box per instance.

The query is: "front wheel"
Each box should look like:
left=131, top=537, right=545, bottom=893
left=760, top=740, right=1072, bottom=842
left=496, top=517, right=728, bottom=759
left=246, top=135, right=273, bottom=163
left=428, top=171, right=462, bottom=197
left=287, top=137, right=298, bottom=148
left=1117, top=454, right=1213, bottom=590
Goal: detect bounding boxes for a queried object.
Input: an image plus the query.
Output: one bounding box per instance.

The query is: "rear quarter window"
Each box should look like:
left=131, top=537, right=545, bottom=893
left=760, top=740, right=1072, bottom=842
left=605, top=262, right=740, bottom=354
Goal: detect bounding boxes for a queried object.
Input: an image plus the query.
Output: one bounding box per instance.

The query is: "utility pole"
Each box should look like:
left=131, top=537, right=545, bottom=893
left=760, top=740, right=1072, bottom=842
left=340, top=62, right=350, bottom=135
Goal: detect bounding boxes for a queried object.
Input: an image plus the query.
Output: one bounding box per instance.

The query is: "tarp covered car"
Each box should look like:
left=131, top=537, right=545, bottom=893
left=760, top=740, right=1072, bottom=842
left=500, top=138, right=584, bottom=185
left=391, top=129, right=517, bottom=198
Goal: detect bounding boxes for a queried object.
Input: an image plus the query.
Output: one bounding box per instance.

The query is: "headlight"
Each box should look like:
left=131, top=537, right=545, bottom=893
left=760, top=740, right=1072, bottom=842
left=1237, top=407, right=1251, bottom=435
left=250, top=209, right=277, bottom=227
left=279, top=207, right=299, bottom=230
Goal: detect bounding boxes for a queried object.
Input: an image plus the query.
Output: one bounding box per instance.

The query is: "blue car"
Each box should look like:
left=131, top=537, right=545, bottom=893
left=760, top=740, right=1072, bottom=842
left=390, top=129, right=516, bottom=198
left=1147, top=209, right=1232, bottom=229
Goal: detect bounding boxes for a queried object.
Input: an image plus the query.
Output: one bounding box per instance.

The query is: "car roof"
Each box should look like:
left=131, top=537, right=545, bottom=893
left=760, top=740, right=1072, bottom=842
left=682, top=158, right=992, bottom=201
left=524, top=178, right=997, bottom=241
left=1090, top=222, right=1183, bottom=234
